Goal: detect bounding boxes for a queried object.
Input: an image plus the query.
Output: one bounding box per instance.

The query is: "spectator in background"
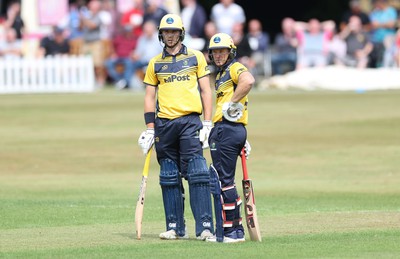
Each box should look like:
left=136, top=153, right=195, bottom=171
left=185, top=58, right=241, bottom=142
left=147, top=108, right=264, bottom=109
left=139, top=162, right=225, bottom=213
left=0, top=21, right=5, bottom=42
left=395, top=28, right=400, bottom=67
left=368, top=0, right=397, bottom=68
left=101, top=0, right=119, bottom=39
left=382, top=26, right=400, bottom=67
left=340, top=0, right=371, bottom=32
left=210, top=0, right=246, bottom=35
left=338, top=15, right=373, bottom=68
left=4, top=1, right=24, bottom=40
left=295, top=18, right=335, bottom=69
left=327, top=31, right=347, bottom=66
left=58, top=0, right=86, bottom=56
left=143, top=0, right=168, bottom=25
left=180, top=0, right=207, bottom=39
left=80, top=0, right=107, bottom=87
left=0, top=27, right=22, bottom=59
left=201, top=20, right=218, bottom=78
left=231, top=22, right=256, bottom=78
left=246, top=18, right=270, bottom=78
left=120, top=0, right=144, bottom=38
left=37, top=26, right=70, bottom=58
left=100, top=0, right=118, bottom=61
left=271, top=17, right=298, bottom=75
left=247, top=19, right=269, bottom=53
left=129, top=20, right=163, bottom=90
left=104, top=25, right=138, bottom=90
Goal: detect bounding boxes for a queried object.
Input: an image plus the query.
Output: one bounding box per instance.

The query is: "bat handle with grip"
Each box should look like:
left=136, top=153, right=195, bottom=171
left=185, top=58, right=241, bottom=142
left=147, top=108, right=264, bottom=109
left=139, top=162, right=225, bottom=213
left=240, top=148, right=249, bottom=180
left=142, top=146, right=153, bottom=177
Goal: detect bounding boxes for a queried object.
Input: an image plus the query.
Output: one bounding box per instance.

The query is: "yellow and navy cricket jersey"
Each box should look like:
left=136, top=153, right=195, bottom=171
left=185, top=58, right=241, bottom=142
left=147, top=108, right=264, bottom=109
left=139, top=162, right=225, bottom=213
left=144, top=45, right=210, bottom=120
left=213, top=61, right=249, bottom=126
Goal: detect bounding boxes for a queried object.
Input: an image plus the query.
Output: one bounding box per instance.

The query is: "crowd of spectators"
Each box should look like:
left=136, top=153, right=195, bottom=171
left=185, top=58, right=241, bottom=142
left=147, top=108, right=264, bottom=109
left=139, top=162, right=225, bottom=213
left=271, top=0, right=400, bottom=74
left=1, top=0, right=400, bottom=89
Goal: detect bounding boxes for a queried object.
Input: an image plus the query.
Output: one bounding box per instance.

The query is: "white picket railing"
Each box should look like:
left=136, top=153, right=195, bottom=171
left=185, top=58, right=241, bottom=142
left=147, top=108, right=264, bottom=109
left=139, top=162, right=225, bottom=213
left=0, top=55, right=96, bottom=94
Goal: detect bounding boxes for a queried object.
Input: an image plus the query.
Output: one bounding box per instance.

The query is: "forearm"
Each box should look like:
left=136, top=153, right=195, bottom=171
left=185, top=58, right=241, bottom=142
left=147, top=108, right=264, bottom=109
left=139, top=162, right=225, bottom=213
left=144, top=85, right=156, bottom=128
left=201, top=93, right=212, bottom=121
left=199, top=76, right=212, bottom=121
left=231, top=72, right=255, bottom=103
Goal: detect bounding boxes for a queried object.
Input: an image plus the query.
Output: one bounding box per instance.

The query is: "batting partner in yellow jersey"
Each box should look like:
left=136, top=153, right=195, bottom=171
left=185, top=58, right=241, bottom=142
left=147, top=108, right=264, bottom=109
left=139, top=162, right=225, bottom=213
left=138, top=14, right=214, bottom=241
left=206, top=33, right=254, bottom=243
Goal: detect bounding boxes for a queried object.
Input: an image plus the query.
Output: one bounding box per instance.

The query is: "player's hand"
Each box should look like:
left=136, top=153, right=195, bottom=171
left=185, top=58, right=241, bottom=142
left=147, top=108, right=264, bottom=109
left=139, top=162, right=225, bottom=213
left=222, top=102, right=244, bottom=122
left=199, top=120, right=212, bottom=149
left=241, top=140, right=251, bottom=159
left=138, top=128, right=154, bottom=155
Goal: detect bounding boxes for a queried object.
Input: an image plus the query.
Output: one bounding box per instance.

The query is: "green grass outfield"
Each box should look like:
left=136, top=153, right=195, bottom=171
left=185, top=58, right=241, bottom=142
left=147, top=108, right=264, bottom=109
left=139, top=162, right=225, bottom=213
left=1, top=88, right=400, bottom=258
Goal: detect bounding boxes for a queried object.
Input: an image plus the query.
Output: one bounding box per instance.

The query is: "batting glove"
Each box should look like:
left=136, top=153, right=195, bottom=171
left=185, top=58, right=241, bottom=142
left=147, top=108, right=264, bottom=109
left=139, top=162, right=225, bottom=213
left=199, top=120, right=212, bottom=149
left=222, top=102, right=244, bottom=122
left=241, top=140, right=251, bottom=159
left=138, top=128, right=155, bottom=155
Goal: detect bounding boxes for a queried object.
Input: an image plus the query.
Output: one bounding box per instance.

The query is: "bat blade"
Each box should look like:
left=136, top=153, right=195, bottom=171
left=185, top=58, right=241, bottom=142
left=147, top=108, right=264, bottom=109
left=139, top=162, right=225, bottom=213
left=242, top=178, right=262, bottom=242
left=135, top=147, right=153, bottom=240
left=241, top=148, right=262, bottom=242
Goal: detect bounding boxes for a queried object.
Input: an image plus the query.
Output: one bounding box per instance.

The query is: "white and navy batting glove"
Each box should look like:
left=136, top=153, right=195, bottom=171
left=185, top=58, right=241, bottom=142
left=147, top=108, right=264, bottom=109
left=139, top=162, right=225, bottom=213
left=240, top=140, right=252, bottom=159
left=138, top=128, right=155, bottom=155
left=222, top=102, right=244, bottom=122
left=199, top=120, right=212, bottom=149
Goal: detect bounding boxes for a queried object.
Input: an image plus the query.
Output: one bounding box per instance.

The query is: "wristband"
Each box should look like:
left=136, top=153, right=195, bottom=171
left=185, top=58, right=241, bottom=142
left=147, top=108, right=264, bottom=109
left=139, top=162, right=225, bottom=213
left=144, top=112, right=155, bottom=124
left=202, top=120, right=212, bottom=127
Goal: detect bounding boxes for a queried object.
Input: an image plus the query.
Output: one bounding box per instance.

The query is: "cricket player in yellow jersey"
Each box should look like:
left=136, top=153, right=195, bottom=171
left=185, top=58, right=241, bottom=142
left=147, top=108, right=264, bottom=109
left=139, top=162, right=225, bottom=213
left=138, top=14, right=214, bottom=241
left=206, top=33, right=254, bottom=243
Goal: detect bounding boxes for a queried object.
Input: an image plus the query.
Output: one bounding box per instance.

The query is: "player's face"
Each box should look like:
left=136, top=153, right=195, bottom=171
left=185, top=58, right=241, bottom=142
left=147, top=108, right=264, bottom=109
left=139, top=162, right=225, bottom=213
left=212, top=48, right=230, bottom=66
left=161, top=30, right=181, bottom=48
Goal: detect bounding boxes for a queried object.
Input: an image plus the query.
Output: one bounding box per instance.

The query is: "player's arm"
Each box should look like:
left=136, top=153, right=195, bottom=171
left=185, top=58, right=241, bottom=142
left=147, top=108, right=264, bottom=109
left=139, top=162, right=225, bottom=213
left=144, top=84, right=156, bottom=129
left=198, top=75, right=213, bottom=121
left=231, top=71, right=255, bottom=103
left=143, top=58, right=158, bottom=129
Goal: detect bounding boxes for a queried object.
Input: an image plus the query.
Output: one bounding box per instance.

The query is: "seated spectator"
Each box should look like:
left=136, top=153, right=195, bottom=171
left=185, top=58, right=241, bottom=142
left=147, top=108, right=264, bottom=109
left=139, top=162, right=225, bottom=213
left=180, top=0, right=207, bottom=39
left=104, top=25, right=138, bottom=89
left=58, top=0, right=85, bottom=56
left=340, top=0, right=371, bottom=32
left=246, top=18, right=270, bottom=77
left=143, top=0, right=168, bottom=25
left=231, top=22, right=256, bottom=75
left=0, top=20, right=5, bottom=41
left=120, top=0, right=144, bottom=38
left=99, top=0, right=115, bottom=62
left=37, top=26, right=70, bottom=58
left=0, top=27, right=22, bottom=59
left=3, top=1, right=24, bottom=40
left=271, top=17, right=298, bottom=75
left=80, top=0, right=108, bottom=87
left=396, top=29, right=400, bottom=67
left=327, top=33, right=347, bottom=66
left=382, top=27, right=400, bottom=68
left=201, top=20, right=218, bottom=75
left=210, top=0, right=246, bottom=35
left=129, top=20, right=163, bottom=90
left=338, top=15, right=373, bottom=68
left=295, top=18, right=335, bottom=69
left=368, top=0, right=397, bottom=68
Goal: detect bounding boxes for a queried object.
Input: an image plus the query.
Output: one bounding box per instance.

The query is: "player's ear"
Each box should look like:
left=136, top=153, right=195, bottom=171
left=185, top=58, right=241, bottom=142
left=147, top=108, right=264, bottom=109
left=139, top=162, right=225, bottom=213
left=158, top=27, right=164, bottom=43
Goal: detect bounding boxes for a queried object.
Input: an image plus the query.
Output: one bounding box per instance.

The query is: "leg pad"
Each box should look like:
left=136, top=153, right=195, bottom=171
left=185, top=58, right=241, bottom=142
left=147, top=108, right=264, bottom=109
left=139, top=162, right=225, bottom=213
left=159, top=159, right=185, bottom=236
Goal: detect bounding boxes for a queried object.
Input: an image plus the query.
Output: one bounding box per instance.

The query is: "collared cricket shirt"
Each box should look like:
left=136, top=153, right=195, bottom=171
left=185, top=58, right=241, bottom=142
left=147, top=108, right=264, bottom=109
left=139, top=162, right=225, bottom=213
left=144, top=45, right=210, bottom=120
left=213, top=61, right=249, bottom=126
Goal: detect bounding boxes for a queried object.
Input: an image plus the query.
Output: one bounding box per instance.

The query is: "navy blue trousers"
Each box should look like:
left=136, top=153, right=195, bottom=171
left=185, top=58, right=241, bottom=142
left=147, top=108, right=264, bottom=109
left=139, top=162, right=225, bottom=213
left=155, top=113, right=203, bottom=178
left=208, top=120, right=246, bottom=187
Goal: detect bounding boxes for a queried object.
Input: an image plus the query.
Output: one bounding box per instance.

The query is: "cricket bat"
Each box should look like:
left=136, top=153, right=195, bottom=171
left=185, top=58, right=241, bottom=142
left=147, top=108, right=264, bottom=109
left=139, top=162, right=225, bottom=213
left=135, top=146, right=153, bottom=240
left=240, top=148, right=262, bottom=242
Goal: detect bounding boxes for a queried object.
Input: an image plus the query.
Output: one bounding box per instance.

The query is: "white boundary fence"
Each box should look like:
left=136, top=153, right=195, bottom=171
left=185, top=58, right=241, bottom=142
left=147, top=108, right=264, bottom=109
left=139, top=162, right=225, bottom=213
left=0, top=55, right=95, bottom=94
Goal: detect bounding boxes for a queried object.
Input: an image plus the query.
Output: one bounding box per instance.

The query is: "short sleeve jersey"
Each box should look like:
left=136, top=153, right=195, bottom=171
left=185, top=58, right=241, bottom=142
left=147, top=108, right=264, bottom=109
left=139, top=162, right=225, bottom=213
left=144, top=45, right=210, bottom=120
left=213, top=61, right=249, bottom=126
